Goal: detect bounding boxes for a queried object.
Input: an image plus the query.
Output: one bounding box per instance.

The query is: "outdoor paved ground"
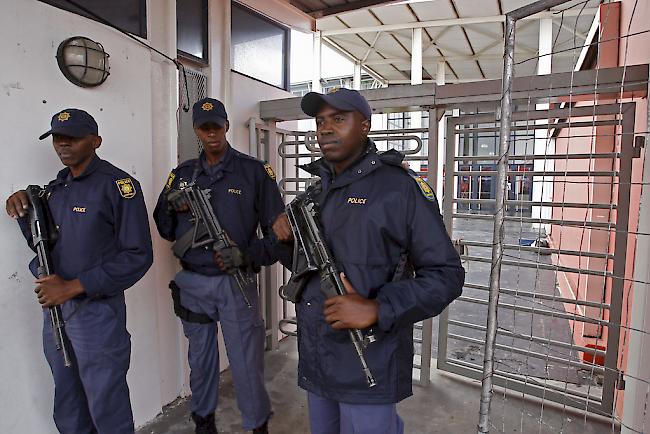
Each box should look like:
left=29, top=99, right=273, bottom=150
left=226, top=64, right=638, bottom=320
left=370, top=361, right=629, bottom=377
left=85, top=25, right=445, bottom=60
left=138, top=212, right=611, bottom=433
left=137, top=339, right=613, bottom=434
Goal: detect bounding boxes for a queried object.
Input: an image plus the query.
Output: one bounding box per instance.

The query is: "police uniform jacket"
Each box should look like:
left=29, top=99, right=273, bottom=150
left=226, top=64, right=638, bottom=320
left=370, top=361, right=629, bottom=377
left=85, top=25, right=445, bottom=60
left=295, top=142, right=465, bottom=404
left=153, top=145, right=287, bottom=275
left=19, top=156, right=153, bottom=299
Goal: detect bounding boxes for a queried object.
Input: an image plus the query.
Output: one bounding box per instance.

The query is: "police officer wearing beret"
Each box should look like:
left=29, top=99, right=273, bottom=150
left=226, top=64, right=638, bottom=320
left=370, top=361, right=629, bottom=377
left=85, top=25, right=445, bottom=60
left=5, top=109, right=154, bottom=434
left=153, top=98, right=289, bottom=434
left=273, top=89, right=465, bottom=434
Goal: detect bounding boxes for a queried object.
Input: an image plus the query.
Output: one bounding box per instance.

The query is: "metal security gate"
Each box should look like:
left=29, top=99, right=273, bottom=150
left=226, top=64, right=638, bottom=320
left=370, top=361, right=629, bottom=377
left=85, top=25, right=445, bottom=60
left=177, top=67, right=207, bottom=162
left=437, top=102, right=637, bottom=416
left=257, top=63, right=647, bottom=424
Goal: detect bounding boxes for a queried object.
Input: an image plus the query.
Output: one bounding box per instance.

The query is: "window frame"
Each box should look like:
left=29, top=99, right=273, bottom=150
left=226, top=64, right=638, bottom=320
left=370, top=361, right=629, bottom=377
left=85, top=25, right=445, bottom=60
left=38, top=0, right=147, bottom=38
left=231, top=2, right=291, bottom=91
left=177, top=0, right=209, bottom=65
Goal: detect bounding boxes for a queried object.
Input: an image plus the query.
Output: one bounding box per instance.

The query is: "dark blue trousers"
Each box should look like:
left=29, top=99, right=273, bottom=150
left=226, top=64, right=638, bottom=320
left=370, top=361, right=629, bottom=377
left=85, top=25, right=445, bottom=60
left=308, top=392, right=404, bottom=434
left=175, top=270, right=271, bottom=431
left=43, top=295, right=133, bottom=434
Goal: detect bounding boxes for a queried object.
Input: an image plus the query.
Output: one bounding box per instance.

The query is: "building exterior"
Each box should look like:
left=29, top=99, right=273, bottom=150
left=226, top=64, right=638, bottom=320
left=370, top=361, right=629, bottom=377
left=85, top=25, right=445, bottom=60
left=1, top=0, right=649, bottom=432
left=0, top=0, right=312, bottom=431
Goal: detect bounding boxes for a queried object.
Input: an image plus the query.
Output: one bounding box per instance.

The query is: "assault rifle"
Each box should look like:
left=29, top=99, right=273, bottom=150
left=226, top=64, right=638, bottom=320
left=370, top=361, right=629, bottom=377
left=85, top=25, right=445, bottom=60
left=280, top=191, right=377, bottom=388
left=25, top=185, right=72, bottom=367
left=169, top=183, right=253, bottom=307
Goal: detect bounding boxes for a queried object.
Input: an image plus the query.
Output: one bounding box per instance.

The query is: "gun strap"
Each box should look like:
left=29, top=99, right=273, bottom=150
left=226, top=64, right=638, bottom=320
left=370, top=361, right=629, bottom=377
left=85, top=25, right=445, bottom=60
left=391, top=252, right=414, bottom=282
left=169, top=281, right=214, bottom=324
left=190, top=160, right=202, bottom=183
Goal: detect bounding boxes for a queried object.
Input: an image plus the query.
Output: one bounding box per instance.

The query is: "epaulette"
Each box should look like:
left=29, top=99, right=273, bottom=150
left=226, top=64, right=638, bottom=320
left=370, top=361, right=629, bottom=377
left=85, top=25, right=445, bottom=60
left=378, top=149, right=406, bottom=167
left=232, top=150, right=277, bottom=181
left=177, top=158, right=198, bottom=169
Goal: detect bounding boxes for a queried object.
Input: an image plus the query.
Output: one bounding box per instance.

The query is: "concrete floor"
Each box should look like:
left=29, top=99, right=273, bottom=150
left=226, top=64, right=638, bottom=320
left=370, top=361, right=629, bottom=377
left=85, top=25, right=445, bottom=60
left=136, top=338, right=614, bottom=434
left=437, top=217, right=603, bottom=392
left=138, top=212, right=613, bottom=434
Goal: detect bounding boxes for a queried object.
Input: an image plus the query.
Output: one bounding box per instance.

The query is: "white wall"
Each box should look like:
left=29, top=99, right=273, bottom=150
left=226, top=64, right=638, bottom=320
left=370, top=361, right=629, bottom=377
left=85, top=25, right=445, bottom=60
left=0, top=0, right=181, bottom=431
left=208, top=0, right=308, bottom=363
left=0, top=0, right=312, bottom=432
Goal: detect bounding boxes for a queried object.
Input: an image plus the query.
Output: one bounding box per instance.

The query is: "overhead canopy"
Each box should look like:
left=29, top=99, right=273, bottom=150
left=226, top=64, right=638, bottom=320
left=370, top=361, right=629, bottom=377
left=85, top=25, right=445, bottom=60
left=315, top=0, right=601, bottom=84
left=289, top=0, right=403, bottom=18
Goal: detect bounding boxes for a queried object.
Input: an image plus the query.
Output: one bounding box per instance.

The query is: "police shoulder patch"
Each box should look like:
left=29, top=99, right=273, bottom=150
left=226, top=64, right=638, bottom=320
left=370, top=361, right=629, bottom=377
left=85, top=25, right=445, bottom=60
left=165, top=171, right=176, bottom=191
left=411, top=174, right=435, bottom=202
left=116, top=178, right=136, bottom=199
left=263, top=163, right=276, bottom=181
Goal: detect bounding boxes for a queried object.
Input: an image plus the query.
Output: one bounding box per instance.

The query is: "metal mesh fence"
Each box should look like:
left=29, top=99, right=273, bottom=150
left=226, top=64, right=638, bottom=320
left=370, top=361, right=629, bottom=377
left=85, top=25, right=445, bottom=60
left=462, top=1, right=650, bottom=432
left=255, top=1, right=649, bottom=431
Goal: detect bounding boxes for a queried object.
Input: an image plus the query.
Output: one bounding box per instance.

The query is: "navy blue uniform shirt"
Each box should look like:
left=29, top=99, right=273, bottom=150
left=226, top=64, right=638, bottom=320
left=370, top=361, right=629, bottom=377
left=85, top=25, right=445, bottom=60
left=294, top=143, right=465, bottom=404
left=18, top=156, right=154, bottom=298
left=153, top=145, right=287, bottom=275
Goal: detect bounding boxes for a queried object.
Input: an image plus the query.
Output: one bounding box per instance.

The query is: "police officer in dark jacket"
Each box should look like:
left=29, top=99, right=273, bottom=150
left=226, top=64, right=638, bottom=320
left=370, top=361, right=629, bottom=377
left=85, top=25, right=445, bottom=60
left=153, top=98, right=287, bottom=434
left=5, top=109, right=153, bottom=434
left=273, top=89, right=465, bottom=434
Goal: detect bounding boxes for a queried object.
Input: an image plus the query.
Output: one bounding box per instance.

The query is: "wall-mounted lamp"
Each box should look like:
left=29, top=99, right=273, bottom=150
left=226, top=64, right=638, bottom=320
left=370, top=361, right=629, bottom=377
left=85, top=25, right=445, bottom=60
left=56, top=36, right=110, bottom=87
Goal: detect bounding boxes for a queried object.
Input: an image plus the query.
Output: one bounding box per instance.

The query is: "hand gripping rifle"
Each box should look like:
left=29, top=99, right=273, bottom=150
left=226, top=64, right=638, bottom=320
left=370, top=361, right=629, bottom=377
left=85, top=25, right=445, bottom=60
left=25, top=185, right=72, bottom=368
left=280, top=192, right=377, bottom=388
left=170, top=183, right=253, bottom=307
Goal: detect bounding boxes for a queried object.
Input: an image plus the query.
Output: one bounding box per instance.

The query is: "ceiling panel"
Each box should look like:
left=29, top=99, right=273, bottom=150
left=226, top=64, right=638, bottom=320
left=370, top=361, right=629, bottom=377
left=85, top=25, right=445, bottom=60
left=312, top=0, right=599, bottom=84
left=446, top=59, right=482, bottom=79
left=410, top=0, right=456, bottom=20
left=369, top=4, right=415, bottom=24
left=333, top=9, right=377, bottom=28
left=453, top=0, right=501, bottom=18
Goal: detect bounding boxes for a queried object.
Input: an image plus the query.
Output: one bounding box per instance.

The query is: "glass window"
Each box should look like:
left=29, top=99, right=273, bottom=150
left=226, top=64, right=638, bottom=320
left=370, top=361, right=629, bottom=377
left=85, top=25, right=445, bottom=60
left=39, top=0, right=147, bottom=38
left=177, top=0, right=208, bottom=62
left=231, top=2, right=289, bottom=89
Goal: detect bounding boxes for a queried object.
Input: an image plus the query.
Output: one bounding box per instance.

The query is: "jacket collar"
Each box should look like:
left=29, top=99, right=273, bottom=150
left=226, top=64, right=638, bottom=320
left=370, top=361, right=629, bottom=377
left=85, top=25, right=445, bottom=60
left=301, top=139, right=383, bottom=190
left=198, top=143, right=236, bottom=175
left=53, top=154, right=102, bottom=185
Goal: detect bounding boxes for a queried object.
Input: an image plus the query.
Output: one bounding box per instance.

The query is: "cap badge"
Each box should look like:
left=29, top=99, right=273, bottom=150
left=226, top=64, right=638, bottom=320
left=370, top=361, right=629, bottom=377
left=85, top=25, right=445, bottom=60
left=201, top=102, right=214, bottom=111
left=57, top=112, right=71, bottom=122
left=327, top=87, right=340, bottom=94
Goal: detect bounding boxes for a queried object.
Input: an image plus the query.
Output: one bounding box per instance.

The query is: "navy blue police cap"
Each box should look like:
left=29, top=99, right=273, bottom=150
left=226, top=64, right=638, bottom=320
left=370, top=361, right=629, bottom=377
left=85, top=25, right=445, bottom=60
left=301, top=88, right=372, bottom=120
left=39, top=108, right=98, bottom=140
left=193, top=97, right=228, bottom=128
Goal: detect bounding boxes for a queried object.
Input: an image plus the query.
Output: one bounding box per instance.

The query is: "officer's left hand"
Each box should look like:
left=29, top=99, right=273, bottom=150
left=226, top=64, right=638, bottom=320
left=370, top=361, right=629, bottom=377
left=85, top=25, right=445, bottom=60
left=34, top=275, right=85, bottom=307
left=214, top=245, right=249, bottom=273
left=272, top=213, right=293, bottom=243
left=324, top=273, right=379, bottom=330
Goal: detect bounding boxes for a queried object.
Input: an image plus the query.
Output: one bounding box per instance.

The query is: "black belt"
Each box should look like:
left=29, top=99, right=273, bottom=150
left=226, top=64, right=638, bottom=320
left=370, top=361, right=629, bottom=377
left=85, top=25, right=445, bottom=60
left=180, top=261, right=224, bottom=277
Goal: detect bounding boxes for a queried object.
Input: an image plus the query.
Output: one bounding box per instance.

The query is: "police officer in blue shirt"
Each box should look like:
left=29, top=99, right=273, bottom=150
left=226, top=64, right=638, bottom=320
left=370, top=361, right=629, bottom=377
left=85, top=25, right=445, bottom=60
left=5, top=108, right=154, bottom=434
left=272, top=89, right=465, bottom=434
left=153, top=98, right=287, bottom=434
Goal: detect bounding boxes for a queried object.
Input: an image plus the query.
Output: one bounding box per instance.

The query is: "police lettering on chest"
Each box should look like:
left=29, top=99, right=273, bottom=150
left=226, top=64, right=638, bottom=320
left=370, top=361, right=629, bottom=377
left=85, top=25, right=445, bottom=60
left=346, top=197, right=367, bottom=205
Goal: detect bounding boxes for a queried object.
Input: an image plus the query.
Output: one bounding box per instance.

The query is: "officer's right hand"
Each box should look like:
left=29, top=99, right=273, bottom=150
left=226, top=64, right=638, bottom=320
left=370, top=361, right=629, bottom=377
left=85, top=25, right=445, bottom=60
left=166, top=189, right=189, bottom=213
left=5, top=190, right=29, bottom=219
left=272, top=213, right=293, bottom=243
